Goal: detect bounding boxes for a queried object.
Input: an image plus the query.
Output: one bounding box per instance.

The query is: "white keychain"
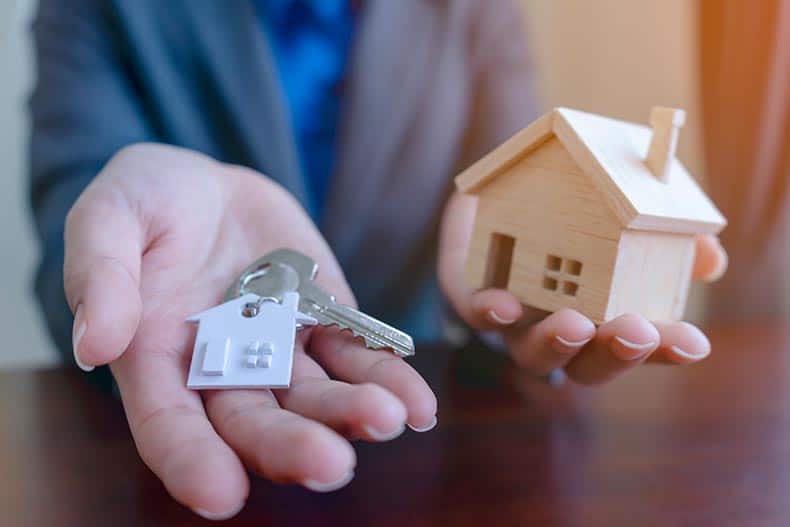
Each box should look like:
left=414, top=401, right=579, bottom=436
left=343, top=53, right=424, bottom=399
left=185, top=292, right=316, bottom=389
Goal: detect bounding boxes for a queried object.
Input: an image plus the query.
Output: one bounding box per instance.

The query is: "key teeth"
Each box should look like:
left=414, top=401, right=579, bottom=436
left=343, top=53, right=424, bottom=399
left=318, top=323, right=414, bottom=357
left=358, top=332, right=415, bottom=357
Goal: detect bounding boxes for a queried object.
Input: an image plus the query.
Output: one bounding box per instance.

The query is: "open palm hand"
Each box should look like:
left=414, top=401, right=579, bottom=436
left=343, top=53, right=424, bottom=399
left=65, top=144, right=437, bottom=519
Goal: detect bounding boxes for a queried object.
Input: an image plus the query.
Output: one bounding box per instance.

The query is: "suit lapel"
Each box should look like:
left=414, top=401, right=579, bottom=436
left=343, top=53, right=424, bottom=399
left=323, top=0, right=439, bottom=258
left=180, top=1, right=307, bottom=205
left=180, top=0, right=441, bottom=266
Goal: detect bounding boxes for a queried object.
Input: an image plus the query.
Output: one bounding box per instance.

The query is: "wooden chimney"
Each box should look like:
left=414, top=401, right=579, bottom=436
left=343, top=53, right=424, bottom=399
left=646, top=107, right=686, bottom=183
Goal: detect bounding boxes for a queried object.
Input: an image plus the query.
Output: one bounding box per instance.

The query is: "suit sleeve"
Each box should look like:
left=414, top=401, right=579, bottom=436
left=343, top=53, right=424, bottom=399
left=460, top=0, right=539, bottom=168
left=29, top=0, right=152, bottom=369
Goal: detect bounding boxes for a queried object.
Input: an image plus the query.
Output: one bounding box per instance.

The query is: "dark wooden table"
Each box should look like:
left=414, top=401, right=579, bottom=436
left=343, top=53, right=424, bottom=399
left=1, top=323, right=789, bottom=526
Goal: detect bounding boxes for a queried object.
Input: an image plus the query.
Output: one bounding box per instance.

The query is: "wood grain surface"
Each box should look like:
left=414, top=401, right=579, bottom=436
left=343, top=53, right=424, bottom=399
left=1, top=322, right=788, bottom=526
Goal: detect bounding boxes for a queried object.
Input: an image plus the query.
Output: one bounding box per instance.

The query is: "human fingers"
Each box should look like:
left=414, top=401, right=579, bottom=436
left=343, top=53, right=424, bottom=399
left=647, top=321, right=711, bottom=364
left=505, top=308, right=596, bottom=377
left=202, top=387, right=357, bottom=493
left=111, top=353, right=249, bottom=520
left=275, top=348, right=409, bottom=440
left=64, top=185, right=143, bottom=370
left=564, top=314, right=660, bottom=385
left=307, top=326, right=438, bottom=432
left=692, top=234, right=728, bottom=282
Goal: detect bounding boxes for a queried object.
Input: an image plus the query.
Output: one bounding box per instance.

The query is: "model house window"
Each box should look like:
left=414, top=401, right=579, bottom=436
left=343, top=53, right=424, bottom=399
left=542, top=254, right=583, bottom=297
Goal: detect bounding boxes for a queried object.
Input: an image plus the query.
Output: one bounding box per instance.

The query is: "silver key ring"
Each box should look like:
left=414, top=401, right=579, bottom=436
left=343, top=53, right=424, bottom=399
left=226, top=248, right=416, bottom=358
left=224, top=259, right=300, bottom=302
left=240, top=295, right=281, bottom=318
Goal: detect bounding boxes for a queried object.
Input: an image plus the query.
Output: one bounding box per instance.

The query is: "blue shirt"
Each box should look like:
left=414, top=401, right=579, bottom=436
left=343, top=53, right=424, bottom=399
left=253, top=1, right=441, bottom=340
left=253, top=0, right=356, bottom=219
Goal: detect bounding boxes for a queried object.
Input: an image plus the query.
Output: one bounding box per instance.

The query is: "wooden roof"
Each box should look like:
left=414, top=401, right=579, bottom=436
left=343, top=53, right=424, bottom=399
left=455, top=108, right=726, bottom=235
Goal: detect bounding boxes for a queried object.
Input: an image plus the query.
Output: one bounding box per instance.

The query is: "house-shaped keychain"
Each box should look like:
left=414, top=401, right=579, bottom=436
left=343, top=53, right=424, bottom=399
left=455, top=107, right=727, bottom=323
left=185, top=292, right=316, bottom=389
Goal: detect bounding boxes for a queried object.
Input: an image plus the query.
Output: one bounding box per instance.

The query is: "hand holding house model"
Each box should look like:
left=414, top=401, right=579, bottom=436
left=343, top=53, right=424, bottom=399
left=455, top=107, right=726, bottom=323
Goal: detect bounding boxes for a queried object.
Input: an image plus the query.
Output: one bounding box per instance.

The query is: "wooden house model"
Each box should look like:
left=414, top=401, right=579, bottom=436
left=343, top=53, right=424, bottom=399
left=455, top=107, right=726, bottom=323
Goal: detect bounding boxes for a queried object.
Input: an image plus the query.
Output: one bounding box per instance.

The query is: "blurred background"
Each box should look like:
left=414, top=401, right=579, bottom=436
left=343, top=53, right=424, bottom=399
left=0, top=0, right=787, bottom=368
left=0, top=0, right=54, bottom=369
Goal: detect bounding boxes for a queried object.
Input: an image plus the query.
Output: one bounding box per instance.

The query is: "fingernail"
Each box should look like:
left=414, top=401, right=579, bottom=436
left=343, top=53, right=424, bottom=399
left=303, top=470, right=355, bottom=493
left=408, top=415, right=438, bottom=433
left=488, top=310, right=517, bottom=325
left=669, top=344, right=710, bottom=360
left=553, top=335, right=592, bottom=353
left=363, top=423, right=405, bottom=442
left=705, top=245, right=729, bottom=282
left=193, top=502, right=245, bottom=521
left=612, top=336, right=656, bottom=360
left=72, top=305, right=93, bottom=372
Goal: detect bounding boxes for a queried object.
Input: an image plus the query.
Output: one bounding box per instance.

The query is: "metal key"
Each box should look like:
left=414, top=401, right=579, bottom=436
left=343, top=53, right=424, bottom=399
left=227, top=249, right=415, bottom=357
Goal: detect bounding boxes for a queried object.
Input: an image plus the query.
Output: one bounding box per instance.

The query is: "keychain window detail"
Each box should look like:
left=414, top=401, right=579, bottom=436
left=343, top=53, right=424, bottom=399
left=542, top=254, right=582, bottom=297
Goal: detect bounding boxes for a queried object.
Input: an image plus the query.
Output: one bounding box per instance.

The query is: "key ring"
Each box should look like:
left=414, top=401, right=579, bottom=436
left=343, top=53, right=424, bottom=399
left=241, top=295, right=280, bottom=318
left=225, top=259, right=300, bottom=302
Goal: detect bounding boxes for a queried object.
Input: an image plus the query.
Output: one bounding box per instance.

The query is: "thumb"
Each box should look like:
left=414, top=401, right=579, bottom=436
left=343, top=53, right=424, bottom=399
left=692, top=234, right=728, bottom=282
left=438, top=191, right=523, bottom=330
left=64, top=192, right=143, bottom=371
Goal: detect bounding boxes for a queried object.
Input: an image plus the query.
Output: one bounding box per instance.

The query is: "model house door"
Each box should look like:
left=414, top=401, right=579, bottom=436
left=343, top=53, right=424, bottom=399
left=483, top=232, right=515, bottom=289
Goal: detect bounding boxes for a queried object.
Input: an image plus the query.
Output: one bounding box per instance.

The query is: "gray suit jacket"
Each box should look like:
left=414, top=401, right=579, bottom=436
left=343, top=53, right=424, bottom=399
left=29, top=0, right=536, bottom=368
